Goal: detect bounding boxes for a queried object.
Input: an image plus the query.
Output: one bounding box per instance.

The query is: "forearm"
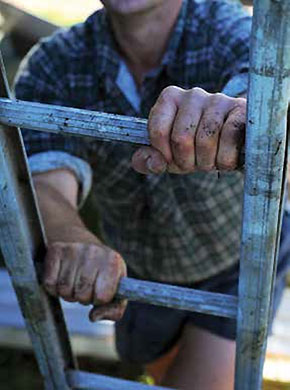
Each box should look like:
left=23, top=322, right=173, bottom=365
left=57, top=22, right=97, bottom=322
left=33, top=170, right=100, bottom=245
left=34, top=170, right=127, bottom=321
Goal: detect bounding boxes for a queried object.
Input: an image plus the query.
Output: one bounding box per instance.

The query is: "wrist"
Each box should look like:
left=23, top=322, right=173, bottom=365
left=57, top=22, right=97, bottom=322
left=46, top=224, right=101, bottom=246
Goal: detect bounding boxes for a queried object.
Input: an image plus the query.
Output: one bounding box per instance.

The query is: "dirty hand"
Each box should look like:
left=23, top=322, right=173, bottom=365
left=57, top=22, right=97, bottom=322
left=132, top=86, right=246, bottom=174
left=43, top=231, right=127, bottom=322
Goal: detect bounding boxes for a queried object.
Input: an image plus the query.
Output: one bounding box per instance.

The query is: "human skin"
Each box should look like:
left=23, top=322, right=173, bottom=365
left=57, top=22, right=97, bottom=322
left=40, top=0, right=246, bottom=317
left=36, top=1, right=247, bottom=388
left=100, top=0, right=166, bottom=14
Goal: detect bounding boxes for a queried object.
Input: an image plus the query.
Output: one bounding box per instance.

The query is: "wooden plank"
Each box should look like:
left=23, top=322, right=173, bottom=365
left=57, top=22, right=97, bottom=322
left=0, top=98, right=247, bottom=166
left=67, top=370, right=172, bottom=390
left=0, top=53, right=76, bottom=389
left=0, top=98, right=150, bottom=145
left=117, top=277, right=238, bottom=319
left=235, top=0, right=290, bottom=389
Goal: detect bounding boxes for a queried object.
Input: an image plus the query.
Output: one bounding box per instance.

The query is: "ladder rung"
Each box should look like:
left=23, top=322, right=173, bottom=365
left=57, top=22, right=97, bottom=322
left=0, top=98, right=246, bottom=167
left=117, top=277, right=237, bottom=319
left=67, top=369, right=172, bottom=390
left=0, top=98, right=149, bottom=145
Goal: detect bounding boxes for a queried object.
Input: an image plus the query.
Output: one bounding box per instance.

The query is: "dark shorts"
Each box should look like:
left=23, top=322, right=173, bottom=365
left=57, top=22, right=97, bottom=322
left=115, top=212, right=290, bottom=364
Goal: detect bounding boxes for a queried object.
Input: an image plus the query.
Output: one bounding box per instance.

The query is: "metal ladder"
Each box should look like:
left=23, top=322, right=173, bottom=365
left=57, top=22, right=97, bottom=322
left=0, top=0, right=289, bottom=389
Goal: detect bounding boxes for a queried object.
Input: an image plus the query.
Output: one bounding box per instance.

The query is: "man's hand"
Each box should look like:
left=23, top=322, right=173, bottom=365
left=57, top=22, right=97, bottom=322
left=44, top=235, right=127, bottom=322
left=34, top=170, right=127, bottom=322
left=132, top=86, right=246, bottom=174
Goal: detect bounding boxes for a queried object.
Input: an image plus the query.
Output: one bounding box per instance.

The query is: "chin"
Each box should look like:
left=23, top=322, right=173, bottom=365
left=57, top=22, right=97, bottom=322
left=102, top=0, right=160, bottom=14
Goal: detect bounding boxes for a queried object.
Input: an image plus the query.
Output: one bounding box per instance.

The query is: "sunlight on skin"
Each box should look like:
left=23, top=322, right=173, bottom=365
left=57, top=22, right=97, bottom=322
left=101, top=0, right=164, bottom=14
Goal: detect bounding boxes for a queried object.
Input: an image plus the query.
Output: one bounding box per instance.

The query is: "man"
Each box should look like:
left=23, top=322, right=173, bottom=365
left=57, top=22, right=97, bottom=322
left=14, top=1, right=288, bottom=389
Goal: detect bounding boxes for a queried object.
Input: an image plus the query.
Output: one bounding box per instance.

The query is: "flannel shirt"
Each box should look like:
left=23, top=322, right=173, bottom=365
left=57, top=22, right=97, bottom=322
left=14, top=0, right=251, bottom=284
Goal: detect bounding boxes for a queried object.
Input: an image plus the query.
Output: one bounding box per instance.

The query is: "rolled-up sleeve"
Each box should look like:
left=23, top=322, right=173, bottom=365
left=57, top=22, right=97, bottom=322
left=13, top=31, right=93, bottom=206
left=28, top=151, right=92, bottom=208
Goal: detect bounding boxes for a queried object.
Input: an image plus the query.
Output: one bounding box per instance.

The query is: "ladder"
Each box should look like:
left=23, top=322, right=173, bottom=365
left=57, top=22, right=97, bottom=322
left=0, top=0, right=289, bottom=388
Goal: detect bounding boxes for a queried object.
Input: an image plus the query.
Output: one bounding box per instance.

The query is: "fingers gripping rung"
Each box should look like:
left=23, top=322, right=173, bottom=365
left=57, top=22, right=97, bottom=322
left=0, top=98, right=246, bottom=167
left=117, top=277, right=237, bottom=319
left=67, top=370, right=172, bottom=390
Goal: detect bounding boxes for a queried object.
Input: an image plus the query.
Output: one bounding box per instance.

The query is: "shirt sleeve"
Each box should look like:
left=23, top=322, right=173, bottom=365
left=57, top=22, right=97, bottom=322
left=210, top=1, right=252, bottom=97
left=13, top=31, right=93, bottom=206
left=28, top=151, right=92, bottom=208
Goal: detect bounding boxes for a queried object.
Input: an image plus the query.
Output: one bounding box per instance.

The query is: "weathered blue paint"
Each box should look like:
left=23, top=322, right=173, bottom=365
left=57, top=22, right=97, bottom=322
left=235, top=0, right=290, bottom=389
left=0, top=52, right=76, bottom=389
left=0, top=98, right=150, bottom=145
left=117, top=277, right=238, bottom=319
left=67, top=370, right=172, bottom=390
left=0, top=98, right=246, bottom=167
left=1, top=0, right=290, bottom=388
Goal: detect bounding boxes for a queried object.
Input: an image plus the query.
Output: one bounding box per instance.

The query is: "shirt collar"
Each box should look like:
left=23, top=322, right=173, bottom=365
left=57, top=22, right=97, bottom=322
left=90, top=8, right=121, bottom=80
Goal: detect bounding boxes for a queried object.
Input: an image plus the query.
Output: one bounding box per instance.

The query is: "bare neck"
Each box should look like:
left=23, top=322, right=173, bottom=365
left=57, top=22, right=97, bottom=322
left=109, top=0, right=183, bottom=86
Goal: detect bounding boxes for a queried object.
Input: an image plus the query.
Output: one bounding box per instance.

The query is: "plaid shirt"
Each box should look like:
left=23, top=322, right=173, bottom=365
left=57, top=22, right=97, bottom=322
left=14, top=0, right=251, bottom=284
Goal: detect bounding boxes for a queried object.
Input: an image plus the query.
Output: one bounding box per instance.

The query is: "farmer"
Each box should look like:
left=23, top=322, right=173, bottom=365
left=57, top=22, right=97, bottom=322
left=14, top=1, right=289, bottom=389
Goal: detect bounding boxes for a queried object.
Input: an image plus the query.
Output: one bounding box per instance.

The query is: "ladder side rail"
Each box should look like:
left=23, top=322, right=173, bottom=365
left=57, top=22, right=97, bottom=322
left=0, top=53, right=76, bottom=389
left=235, top=0, right=290, bottom=389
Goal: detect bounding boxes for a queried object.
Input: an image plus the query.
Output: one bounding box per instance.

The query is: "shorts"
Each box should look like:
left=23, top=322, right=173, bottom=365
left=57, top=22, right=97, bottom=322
left=115, top=212, right=290, bottom=364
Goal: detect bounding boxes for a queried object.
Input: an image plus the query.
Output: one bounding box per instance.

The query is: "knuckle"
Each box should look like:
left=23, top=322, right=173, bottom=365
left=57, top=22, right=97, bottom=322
left=211, top=92, right=223, bottom=100
left=75, top=290, right=92, bottom=304
left=75, top=276, right=92, bottom=293
left=226, top=118, right=245, bottom=135
left=196, top=132, right=215, bottom=151
left=46, top=244, right=61, bottom=259
left=78, top=295, right=91, bottom=305
left=57, top=277, right=69, bottom=288
left=57, top=280, right=72, bottom=297
left=58, top=286, right=71, bottom=298
left=172, top=132, right=192, bottom=149
left=107, top=252, right=122, bottom=274
left=235, top=97, right=247, bottom=107
left=88, top=243, right=102, bottom=258
left=96, top=291, right=112, bottom=305
left=211, top=92, right=228, bottom=101
left=44, top=279, right=56, bottom=291
left=201, top=118, right=221, bottom=137
left=217, top=150, right=237, bottom=170
left=150, top=125, right=167, bottom=140
left=208, top=92, right=231, bottom=108
left=188, top=87, right=207, bottom=97
left=217, top=159, right=236, bottom=170
left=159, top=85, right=181, bottom=102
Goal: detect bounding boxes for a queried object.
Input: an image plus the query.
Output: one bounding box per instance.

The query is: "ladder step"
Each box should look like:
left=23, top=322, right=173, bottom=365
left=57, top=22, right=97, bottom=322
left=0, top=98, right=149, bottom=145
left=0, top=98, right=245, bottom=167
left=117, top=277, right=238, bottom=319
left=67, top=370, right=172, bottom=390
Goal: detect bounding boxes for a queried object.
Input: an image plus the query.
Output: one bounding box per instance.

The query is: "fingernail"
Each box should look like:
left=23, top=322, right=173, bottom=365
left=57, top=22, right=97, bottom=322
left=89, top=314, right=103, bottom=323
left=147, top=157, right=166, bottom=174
left=147, top=157, right=154, bottom=172
left=89, top=310, right=103, bottom=323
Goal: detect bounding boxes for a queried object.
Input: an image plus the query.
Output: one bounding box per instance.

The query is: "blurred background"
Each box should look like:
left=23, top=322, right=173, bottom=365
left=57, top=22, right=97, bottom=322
left=0, top=1, right=288, bottom=389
